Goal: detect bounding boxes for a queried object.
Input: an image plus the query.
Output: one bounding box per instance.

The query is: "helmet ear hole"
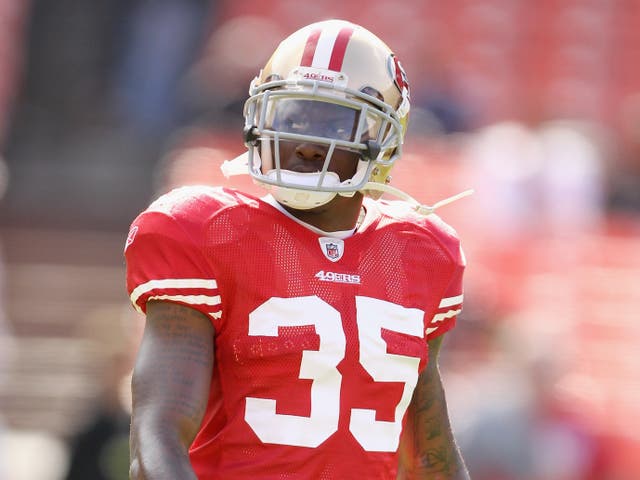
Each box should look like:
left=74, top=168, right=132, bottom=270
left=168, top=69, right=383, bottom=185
left=360, top=86, right=384, bottom=103
left=264, top=74, right=282, bottom=83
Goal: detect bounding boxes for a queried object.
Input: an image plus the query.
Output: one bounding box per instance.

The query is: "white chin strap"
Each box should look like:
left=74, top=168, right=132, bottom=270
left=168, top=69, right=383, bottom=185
left=362, top=182, right=474, bottom=215
left=221, top=153, right=474, bottom=214
left=264, top=170, right=341, bottom=210
left=262, top=157, right=374, bottom=210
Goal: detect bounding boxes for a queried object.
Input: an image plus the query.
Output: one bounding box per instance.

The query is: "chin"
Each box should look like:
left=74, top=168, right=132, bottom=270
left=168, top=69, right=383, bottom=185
left=283, top=201, right=331, bottom=215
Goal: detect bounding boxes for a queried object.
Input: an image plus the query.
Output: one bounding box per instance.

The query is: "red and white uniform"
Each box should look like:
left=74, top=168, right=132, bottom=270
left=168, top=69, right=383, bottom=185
left=125, top=186, right=465, bottom=479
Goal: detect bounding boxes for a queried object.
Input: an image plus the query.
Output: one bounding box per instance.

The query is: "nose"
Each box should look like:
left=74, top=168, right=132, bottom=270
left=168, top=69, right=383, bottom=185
left=295, top=143, right=326, bottom=162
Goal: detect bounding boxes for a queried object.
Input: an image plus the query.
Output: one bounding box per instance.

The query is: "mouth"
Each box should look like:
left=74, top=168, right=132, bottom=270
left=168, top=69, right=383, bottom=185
left=287, top=167, right=322, bottom=174
left=283, top=161, right=325, bottom=174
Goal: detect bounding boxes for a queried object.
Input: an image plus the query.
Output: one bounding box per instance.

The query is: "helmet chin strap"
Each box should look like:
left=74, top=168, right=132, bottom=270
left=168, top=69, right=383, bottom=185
left=361, top=182, right=474, bottom=215
left=221, top=152, right=473, bottom=215
left=264, top=170, right=340, bottom=210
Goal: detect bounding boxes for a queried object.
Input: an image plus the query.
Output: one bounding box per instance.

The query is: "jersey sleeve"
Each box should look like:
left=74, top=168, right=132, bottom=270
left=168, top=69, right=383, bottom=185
left=425, top=240, right=466, bottom=341
left=124, top=203, right=221, bottom=325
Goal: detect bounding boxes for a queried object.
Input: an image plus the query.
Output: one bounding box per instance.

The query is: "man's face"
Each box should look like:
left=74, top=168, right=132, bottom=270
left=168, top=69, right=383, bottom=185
left=273, top=141, right=360, bottom=183
left=261, top=99, right=368, bottom=182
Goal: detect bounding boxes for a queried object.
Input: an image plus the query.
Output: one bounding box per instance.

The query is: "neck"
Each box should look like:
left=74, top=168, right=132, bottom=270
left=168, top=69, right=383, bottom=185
left=282, top=193, right=364, bottom=232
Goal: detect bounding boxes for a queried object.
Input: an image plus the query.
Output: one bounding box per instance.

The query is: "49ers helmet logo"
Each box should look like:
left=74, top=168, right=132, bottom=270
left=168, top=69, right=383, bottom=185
left=390, top=54, right=410, bottom=100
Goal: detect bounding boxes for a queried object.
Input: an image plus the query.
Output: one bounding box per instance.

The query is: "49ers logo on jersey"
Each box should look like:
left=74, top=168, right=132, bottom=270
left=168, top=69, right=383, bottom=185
left=315, top=270, right=361, bottom=284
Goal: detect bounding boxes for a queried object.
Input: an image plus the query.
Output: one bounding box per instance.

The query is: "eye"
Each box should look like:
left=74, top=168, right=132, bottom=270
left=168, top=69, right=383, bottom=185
left=334, top=127, right=350, bottom=140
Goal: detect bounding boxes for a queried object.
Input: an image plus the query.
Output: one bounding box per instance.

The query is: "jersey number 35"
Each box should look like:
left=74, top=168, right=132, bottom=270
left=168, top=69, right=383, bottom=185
left=245, top=295, right=424, bottom=452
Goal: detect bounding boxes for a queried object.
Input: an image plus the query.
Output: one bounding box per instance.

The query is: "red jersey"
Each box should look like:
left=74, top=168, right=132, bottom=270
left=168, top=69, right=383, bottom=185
left=125, top=186, right=465, bottom=479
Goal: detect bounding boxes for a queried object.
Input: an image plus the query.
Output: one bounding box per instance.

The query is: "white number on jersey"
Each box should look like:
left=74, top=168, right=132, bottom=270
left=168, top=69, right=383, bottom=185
left=244, top=295, right=424, bottom=452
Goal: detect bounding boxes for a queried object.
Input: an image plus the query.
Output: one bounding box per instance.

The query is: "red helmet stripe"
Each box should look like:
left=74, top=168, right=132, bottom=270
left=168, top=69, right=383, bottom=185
left=328, top=27, right=354, bottom=71
left=301, top=28, right=322, bottom=67
left=300, top=26, right=354, bottom=71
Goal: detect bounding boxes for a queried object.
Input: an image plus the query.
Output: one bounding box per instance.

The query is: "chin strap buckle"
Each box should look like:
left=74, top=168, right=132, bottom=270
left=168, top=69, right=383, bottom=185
left=243, top=126, right=259, bottom=146
left=362, top=140, right=381, bottom=161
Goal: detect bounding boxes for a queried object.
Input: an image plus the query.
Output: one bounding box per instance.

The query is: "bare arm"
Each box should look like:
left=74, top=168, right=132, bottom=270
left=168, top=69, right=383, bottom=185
left=398, top=335, right=470, bottom=480
left=129, top=300, right=214, bottom=479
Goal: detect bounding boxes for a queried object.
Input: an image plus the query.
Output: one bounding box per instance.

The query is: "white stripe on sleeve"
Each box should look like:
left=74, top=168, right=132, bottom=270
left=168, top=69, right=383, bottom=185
left=438, top=294, right=464, bottom=309
left=130, top=278, right=219, bottom=313
left=431, top=308, right=462, bottom=324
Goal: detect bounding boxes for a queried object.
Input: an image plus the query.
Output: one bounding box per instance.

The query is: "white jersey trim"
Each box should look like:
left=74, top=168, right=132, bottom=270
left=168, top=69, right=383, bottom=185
left=146, top=294, right=221, bottom=306
left=130, top=278, right=219, bottom=313
left=431, top=308, right=462, bottom=324
left=146, top=295, right=223, bottom=320
left=428, top=295, right=463, bottom=334
left=438, top=294, right=463, bottom=309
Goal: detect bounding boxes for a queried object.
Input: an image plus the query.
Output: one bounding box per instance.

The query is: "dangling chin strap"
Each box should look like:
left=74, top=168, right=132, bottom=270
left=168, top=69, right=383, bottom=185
left=362, top=182, right=474, bottom=215
left=221, top=152, right=474, bottom=215
left=221, top=153, right=249, bottom=177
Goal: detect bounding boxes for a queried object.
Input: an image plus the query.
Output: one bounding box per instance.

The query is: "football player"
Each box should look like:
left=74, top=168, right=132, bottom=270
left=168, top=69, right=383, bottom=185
left=126, top=19, right=471, bottom=479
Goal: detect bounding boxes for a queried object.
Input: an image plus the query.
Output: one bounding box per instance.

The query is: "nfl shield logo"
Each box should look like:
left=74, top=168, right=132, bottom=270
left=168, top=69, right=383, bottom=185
left=318, top=237, right=344, bottom=262
left=325, top=242, right=339, bottom=260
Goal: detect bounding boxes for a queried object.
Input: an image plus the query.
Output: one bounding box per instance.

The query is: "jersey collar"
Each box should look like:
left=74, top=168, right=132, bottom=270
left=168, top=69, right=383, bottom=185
left=262, top=195, right=358, bottom=239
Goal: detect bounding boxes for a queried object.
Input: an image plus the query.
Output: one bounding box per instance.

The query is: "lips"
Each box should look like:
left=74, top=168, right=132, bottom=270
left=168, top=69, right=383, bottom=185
left=287, top=165, right=323, bottom=174
left=283, top=159, right=326, bottom=174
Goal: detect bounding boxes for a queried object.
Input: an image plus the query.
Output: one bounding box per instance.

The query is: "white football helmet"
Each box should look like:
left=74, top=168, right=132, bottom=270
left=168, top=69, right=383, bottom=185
left=223, top=19, right=411, bottom=210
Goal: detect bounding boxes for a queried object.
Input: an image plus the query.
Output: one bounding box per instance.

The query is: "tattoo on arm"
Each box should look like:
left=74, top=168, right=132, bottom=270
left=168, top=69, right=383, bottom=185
left=400, top=336, right=470, bottom=479
left=130, top=302, right=214, bottom=479
left=136, top=302, right=214, bottom=434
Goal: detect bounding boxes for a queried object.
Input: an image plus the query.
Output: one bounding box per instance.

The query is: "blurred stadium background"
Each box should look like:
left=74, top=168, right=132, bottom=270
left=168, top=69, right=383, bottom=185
left=0, top=1, right=639, bottom=479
